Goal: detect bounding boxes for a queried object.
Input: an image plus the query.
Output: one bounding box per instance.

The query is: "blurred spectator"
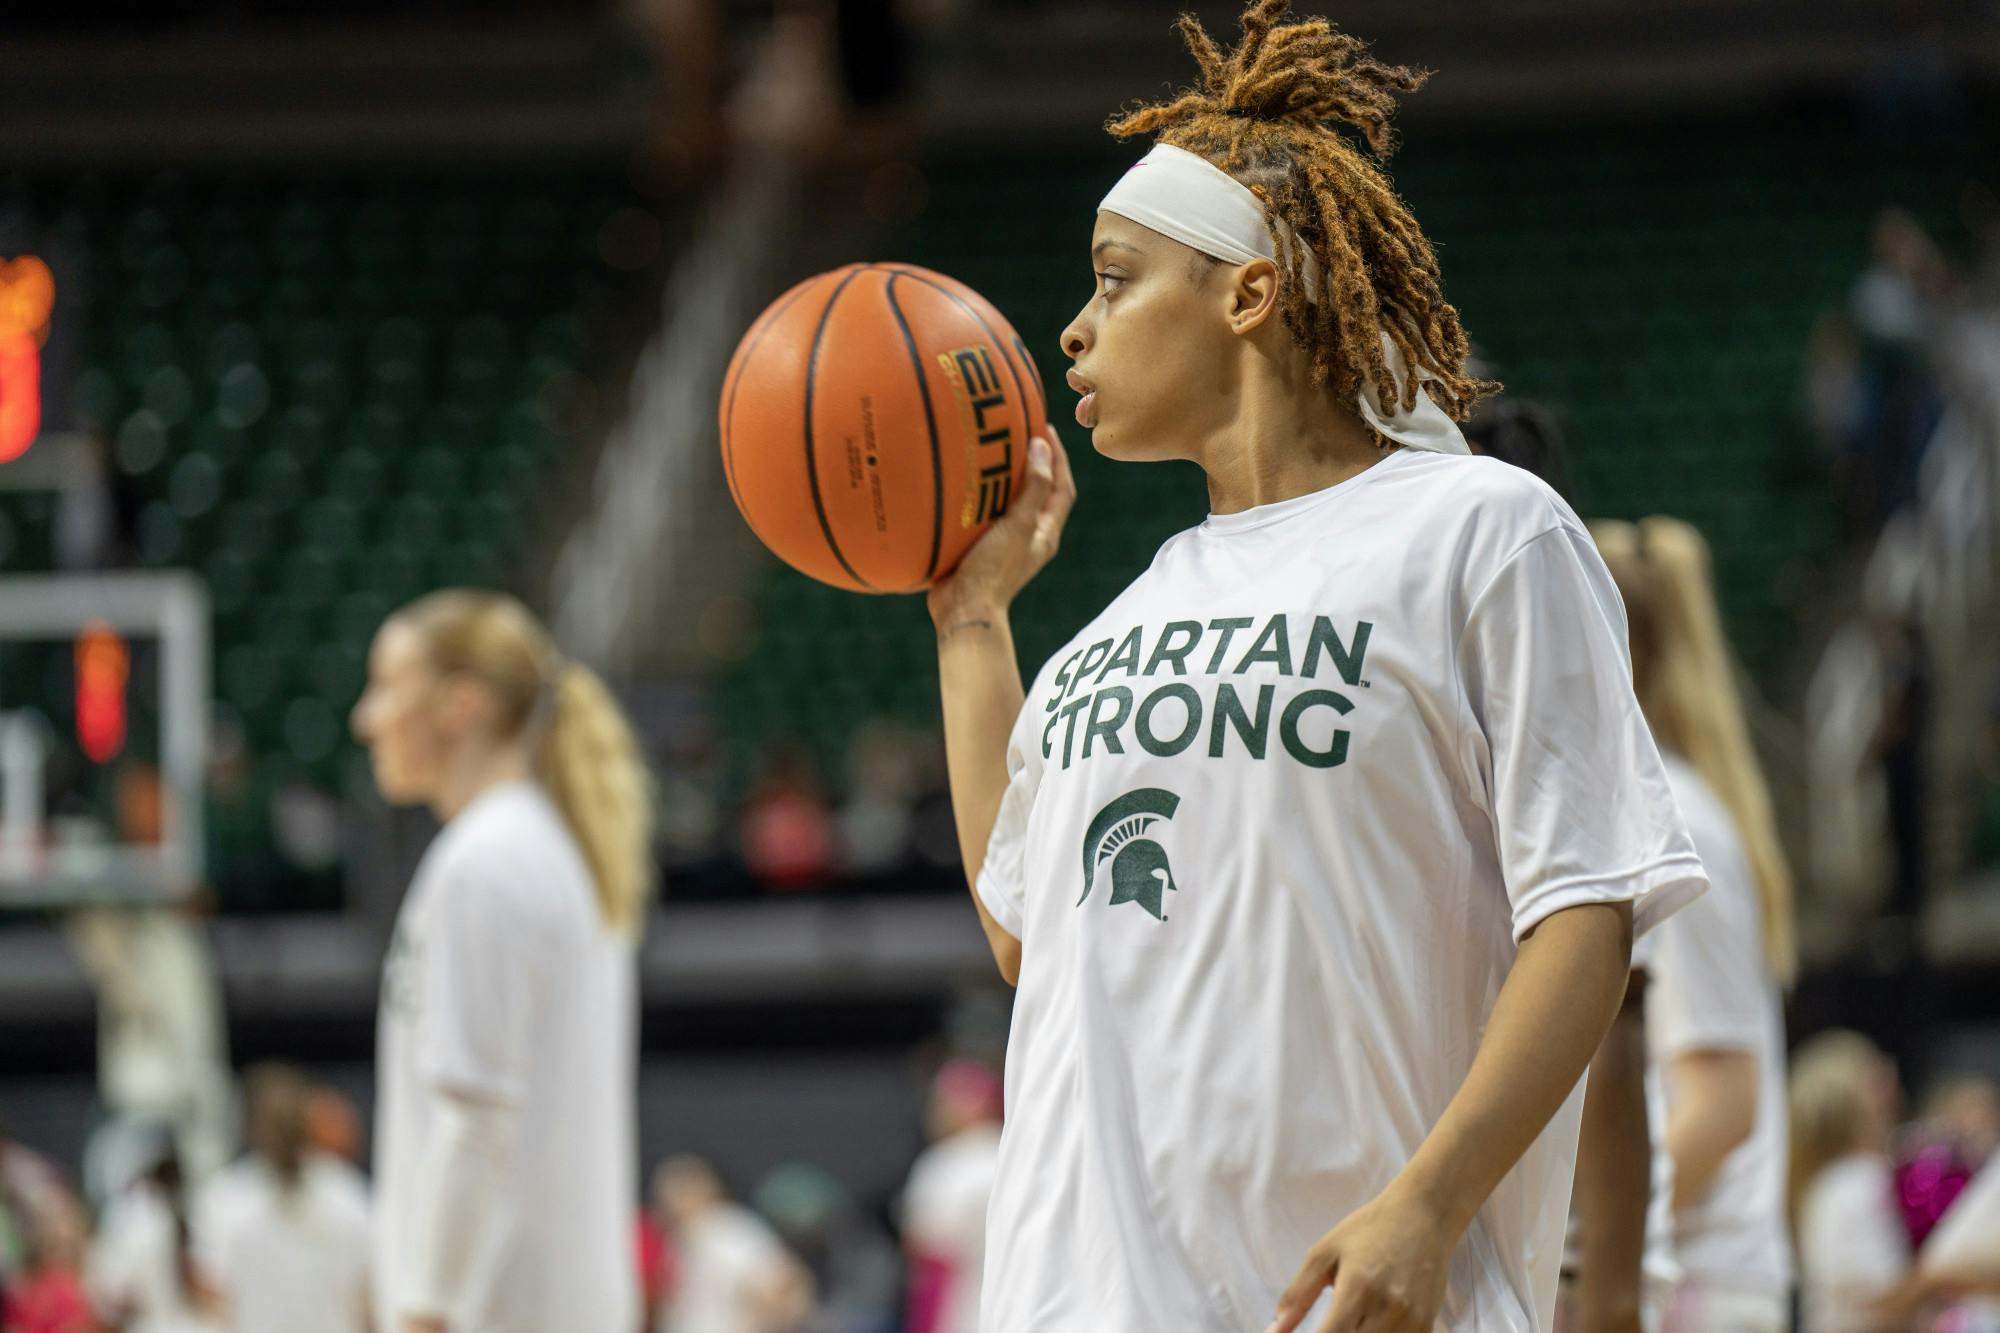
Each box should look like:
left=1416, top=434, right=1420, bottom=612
left=654, top=1156, right=812, bottom=1333
left=636, top=1203, right=681, bottom=1333
left=54, top=431, right=136, bottom=574
left=66, top=906, right=233, bottom=1186
left=86, top=1132, right=218, bottom=1333
left=1462, top=388, right=1570, bottom=503
left=625, top=0, right=730, bottom=185
left=1864, top=0, right=1972, bottom=143
left=1810, top=209, right=1952, bottom=532
left=2, top=1128, right=69, bottom=1283
left=1893, top=1123, right=1976, bottom=1255
left=199, top=718, right=280, bottom=914
left=1888, top=1152, right=2000, bottom=1324
left=740, top=745, right=834, bottom=892
left=719, top=0, right=915, bottom=167
left=835, top=721, right=923, bottom=879
left=1789, top=1030, right=1909, bottom=1332
left=301, top=1085, right=362, bottom=1169
left=905, top=734, right=961, bottom=880
left=2, top=1187, right=97, bottom=1333
left=1977, top=683, right=2000, bottom=872
left=1967, top=183, right=2000, bottom=305
left=1921, top=1075, right=2000, bottom=1166
left=655, top=718, right=731, bottom=896
left=1872, top=606, right=1932, bottom=924
left=191, top=1065, right=369, bottom=1333
left=269, top=774, right=343, bottom=909
left=752, top=1165, right=897, bottom=1333
left=899, top=1060, right=1001, bottom=1333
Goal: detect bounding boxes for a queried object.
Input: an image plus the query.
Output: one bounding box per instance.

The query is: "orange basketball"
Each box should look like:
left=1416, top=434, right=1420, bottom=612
left=720, top=263, right=1047, bottom=593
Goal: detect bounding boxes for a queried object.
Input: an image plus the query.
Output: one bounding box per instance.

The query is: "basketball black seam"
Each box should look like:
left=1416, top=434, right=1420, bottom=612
left=884, top=274, right=945, bottom=589
left=723, top=279, right=818, bottom=519
left=1012, top=334, right=1046, bottom=405
left=803, top=267, right=874, bottom=590
left=879, top=267, right=1045, bottom=426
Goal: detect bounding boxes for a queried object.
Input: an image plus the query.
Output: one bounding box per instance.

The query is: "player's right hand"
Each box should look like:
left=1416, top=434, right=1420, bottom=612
left=1266, top=1180, right=1453, bottom=1333
left=926, top=423, right=1075, bottom=628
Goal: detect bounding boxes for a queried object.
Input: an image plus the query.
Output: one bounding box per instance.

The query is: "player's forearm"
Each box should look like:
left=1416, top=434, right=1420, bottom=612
left=1569, top=972, right=1651, bottom=1327
left=933, top=602, right=1026, bottom=975
left=1395, top=901, right=1634, bottom=1237
left=1664, top=1050, right=1757, bottom=1212
left=399, top=1090, right=518, bottom=1324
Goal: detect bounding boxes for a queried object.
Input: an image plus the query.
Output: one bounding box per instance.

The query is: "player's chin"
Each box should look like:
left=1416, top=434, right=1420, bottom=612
left=366, top=756, right=426, bottom=806
left=1090, top=423, right=1171, bottom=463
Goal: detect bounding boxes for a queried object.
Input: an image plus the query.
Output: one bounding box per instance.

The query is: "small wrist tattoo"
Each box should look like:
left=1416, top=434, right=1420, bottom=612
left=939, top=617, right=999, bottom=642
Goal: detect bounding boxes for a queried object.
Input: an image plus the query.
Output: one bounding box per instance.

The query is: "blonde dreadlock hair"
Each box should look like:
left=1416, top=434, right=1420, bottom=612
left=1107, top=0, right=1497, bottom=424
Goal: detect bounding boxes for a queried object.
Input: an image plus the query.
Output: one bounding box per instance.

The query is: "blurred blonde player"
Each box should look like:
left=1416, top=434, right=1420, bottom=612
left=350, top=590, right=653, bottom=1333
left=193, top=1064, right=370, bottom=1333
left=925, top=2, right=1707, bottom=1329
left=1595, top=519, right=1796, bottom=1332
left=899, top=1060, right=1003, bottom=1333
left=1788, top=1032, right=1908, bottom=1333
left=653, top=1156, right=813, bottom=1333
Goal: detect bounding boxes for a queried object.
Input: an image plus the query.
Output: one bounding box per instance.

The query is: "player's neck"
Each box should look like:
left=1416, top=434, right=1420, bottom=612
left=430, top=740, right=535, bottom=824
left=1199, top=361, right=1384, bottom=516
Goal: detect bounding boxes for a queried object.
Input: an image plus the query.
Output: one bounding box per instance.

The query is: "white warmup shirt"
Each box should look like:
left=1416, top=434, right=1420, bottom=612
left=663, top=1202, right=798, bottom=1333
left=194, top=1153, right=370, bottom=1333
left=375, top=780, right=638, bottom=1333
left=902, top=1123, right=1002, bottom=1333
left=87, top=1181, right=221, bottom=1333
left=976, top=448, right=1706, bottom=1332
left=1797, top=1154, right=1909, bottom=1332
left=1644, top=755, right=1793, bottom=1302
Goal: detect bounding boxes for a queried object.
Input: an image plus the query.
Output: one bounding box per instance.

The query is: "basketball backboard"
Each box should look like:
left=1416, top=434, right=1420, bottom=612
left=0, top=572, right=208, bottom=906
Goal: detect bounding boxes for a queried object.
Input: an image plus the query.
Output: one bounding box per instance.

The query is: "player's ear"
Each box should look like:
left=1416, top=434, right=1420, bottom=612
left=437, top=672, right=489, bottom=735
left=1226, top=258, right=1281, bottom=336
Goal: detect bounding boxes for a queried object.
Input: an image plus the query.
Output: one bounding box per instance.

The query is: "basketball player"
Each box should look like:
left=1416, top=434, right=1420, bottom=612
left=349, top=590, right=653, bottom=1333
left=926, top=4, right=1708, bottom=1330
left=194, top=1065, right=370, bottom=1333
left=1595, top=520, right=1795, bottom=1333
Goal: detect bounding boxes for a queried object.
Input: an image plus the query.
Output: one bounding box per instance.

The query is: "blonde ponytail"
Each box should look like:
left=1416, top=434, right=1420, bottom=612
left=1593, top=517, right=1797, bottom=987
left=536, top=661, right=655, bottom=937
left=394, top=589, right=655, bottom=937
left=1785, top=1029, right=1883, bottom=1231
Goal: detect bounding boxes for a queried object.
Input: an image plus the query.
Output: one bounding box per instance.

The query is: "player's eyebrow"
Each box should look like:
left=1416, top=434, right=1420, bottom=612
left=1091, top=239, right=1142, bottom=261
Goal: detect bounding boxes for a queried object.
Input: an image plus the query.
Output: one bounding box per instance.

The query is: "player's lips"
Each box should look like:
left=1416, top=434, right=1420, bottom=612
left=1066, top=370, right=1098, bottom=428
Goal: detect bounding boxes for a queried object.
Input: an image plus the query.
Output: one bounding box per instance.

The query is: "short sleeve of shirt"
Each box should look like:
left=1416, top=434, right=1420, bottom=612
left=1458, top=525, right=1707, bottom=942
left=1648, top=791, right=1768, bottom=1055
left=417, top=854, right=545, bottom=1104
left=974, top=690, right=1048, bottom=941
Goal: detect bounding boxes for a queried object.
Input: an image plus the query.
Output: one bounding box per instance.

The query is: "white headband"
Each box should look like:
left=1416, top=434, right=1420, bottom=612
left=1097, top=143, right=1468, bottom=455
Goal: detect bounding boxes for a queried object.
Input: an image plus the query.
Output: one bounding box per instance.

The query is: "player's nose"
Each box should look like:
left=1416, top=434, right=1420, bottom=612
left=1060, top=306, right=1093, bottom=360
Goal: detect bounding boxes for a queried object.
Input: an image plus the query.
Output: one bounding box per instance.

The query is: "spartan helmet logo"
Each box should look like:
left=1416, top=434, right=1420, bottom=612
left=1078, top=788, right=1182, bottom=922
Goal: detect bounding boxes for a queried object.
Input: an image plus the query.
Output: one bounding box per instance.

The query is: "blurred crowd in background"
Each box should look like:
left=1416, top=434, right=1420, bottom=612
left=5, top=1032, right=2000, bottom=1330
left=0, top=1051, right=1004, bottom=1333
